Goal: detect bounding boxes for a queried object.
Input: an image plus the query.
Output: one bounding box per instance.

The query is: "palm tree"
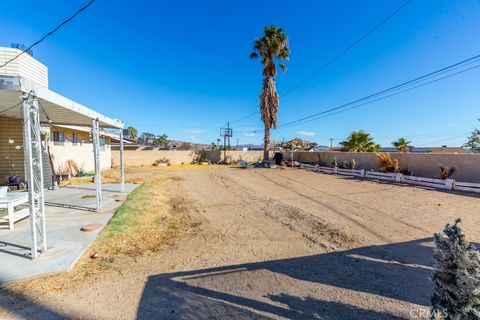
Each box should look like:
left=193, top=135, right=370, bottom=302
left=339, top=131, right=380, bottom=152
left=392, top=137, right=412, bottom=152
left=250, top=25, right=289, bottom=161
left=127, top=126, right=138, bottom=141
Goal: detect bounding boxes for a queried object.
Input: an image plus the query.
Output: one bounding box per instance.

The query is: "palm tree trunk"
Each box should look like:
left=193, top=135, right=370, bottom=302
left=263, top=124, right=270, bottom=162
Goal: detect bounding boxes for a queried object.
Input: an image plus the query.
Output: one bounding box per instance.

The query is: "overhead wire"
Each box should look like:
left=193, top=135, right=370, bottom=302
left=227, top=0, right=414, bottom=125
left=0, top=0, right=96, bottom=70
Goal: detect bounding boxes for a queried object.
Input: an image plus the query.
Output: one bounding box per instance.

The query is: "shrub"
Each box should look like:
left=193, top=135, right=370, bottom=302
left=376, top=153, right=399, bottom=173
left=153, top=157, right=170, bottom=166
left=431, top=219, right=480, bottom=319
left=439, top=164, right=456, bottom=180
left=193, top=151, right=209, bottom=164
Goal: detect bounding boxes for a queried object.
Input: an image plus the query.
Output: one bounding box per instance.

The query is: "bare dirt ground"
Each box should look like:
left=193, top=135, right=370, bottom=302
left=1, top=166, right=479, bottom=319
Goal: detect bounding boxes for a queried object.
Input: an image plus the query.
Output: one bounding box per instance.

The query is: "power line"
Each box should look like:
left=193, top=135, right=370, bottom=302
left=0, top=0, right=96, bottom=70
left=228, top=0, right=413, bottom=125
left=282, top=0, right=414, bottom=98
left=234, top=55, right=480, bottom=135
left=416, top=133, right=469, bottom=147
left=0, top=100, right=24, bottom=114
left=276, top=60, right=480, bottom=130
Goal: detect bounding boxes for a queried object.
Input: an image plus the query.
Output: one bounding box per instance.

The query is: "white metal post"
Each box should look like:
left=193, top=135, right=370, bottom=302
left=23, top=96, right=38, bottom=258
left=92, top=118, right=102, bottom=212
left=119, top=129, right=125, bottom=192
left=32, top=98, right=47, bottom=252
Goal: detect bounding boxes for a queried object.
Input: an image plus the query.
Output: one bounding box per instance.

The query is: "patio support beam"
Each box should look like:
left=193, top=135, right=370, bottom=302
left=22, top=94, right=48, bottom=258
left=119, top=129, right=125, bottom=192
left=32, top=98, right=47, bottom=253
left=92, top=118, right=102, bottom=212
left=23, top=95, right=38, bottom=258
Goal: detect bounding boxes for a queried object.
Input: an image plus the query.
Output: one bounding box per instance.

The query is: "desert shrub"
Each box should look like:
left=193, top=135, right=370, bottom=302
left=333, top=159, right=357, bottom=169
left=431, top=219, right=480, bottom=319
left=193, top=151, right=209, bottom=164
left=376, top=153, right=399, bottom=173
left=153, top=157, right=170, bottom=166
left=439, top=164, right=456, bottom=180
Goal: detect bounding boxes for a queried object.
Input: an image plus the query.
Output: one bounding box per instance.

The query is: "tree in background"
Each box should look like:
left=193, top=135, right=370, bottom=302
left=339, top=131, right=380, bottom=152
left=431, top=219, right=480, bottom=319
left=392, top=137, right=412, bottom=152
left=463, top=121, right=480, bottom=152
left=178, top=142, right=191, bottom=150
left=154, top=134, right=169, bottom=147
left=127, top=126, right=138, bottom=141
left=250, top=25, right=289, bottom=162
left=139, top=132, right=156, bottom=145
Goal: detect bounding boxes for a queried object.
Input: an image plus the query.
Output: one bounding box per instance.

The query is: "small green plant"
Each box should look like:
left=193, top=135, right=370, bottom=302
left=153, top=157, right=170, bottom=166
left=194, top=151, right=209, bottom=164
left=431, top=219, right=480, bottom=319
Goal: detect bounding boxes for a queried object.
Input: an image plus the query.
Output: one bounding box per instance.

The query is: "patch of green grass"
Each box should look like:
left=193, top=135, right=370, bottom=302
left=97, top=181, right=151, bottom=239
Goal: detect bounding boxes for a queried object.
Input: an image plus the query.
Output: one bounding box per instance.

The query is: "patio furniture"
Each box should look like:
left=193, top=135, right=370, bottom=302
left=0, top=192, right=29, bottom=230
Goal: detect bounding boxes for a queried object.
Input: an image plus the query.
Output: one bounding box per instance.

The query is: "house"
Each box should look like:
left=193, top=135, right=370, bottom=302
left=47, top=125, right=113, bottom=173
left=0, top=45, right=126, bottom=258
left=0, top=46, right=123, bottom=184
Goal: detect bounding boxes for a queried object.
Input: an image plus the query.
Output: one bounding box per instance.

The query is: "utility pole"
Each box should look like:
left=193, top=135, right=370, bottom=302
left=227, top=122, right=231, bottom=149
left=329, top=138, right=334, bottom=149
left=220, top=124, right=233, bottom=163
left=236, top=138, right=239, bottom=150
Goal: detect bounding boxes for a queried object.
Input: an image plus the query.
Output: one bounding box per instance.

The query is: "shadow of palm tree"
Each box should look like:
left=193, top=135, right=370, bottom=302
left=137, top=238, right=436, bottom=319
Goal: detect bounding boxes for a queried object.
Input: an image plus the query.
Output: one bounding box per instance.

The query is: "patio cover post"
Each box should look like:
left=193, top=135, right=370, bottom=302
left=23, top=95, right=38, bottom=258
left=92, top=118, right=102, bottom=212
left=32, top=97, right=47, bottom=253
left=119, top=129, right=125, bottom=192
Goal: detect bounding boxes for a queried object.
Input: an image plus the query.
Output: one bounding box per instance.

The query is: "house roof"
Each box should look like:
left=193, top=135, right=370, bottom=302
left=52, top=124, right=117, bottom=139
left=0, top=75, right=123, bottom=129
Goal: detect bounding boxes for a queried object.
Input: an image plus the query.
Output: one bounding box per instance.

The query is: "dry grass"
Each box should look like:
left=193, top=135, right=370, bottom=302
left=6, top=174, right=196, bottom=294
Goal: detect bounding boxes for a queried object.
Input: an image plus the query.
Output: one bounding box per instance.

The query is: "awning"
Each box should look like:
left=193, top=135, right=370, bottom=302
left=0, top=75, right=123, bottom=129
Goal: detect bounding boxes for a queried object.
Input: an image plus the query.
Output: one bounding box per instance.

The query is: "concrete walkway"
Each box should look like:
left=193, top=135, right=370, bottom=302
left=0, top=183, right=137, bottom=282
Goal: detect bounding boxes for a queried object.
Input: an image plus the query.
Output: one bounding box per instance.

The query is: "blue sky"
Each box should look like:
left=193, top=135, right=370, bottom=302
left=1, top=0, right=479, bottom=147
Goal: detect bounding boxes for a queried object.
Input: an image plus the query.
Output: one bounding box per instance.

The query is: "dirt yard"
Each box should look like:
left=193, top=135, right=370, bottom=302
left=1, top=165, right=479, bottom=319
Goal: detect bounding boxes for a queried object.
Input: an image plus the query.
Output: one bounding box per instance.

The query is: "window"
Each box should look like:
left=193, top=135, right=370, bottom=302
left=53, top=131, right=64, bottom=146
left=72, top=133, right=79, bottom=145
left=99, top=137, right=106, bottom=151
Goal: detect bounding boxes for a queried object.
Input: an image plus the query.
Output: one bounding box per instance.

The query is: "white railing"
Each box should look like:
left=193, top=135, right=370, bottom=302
left=298, top=164, right=479, bottom=193
left=453, top=181, right=480, bottom=193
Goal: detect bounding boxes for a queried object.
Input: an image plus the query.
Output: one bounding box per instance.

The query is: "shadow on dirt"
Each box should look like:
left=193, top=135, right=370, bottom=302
left=137, top=238, right=435, bottom=319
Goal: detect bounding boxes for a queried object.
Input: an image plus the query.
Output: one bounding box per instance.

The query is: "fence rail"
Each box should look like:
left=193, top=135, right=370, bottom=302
left=299, top=164, right=479, bottom=194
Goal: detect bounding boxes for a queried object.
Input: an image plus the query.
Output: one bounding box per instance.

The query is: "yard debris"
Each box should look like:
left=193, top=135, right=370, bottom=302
left=80, top=223, right=103, bottom=232
left=277, top=137, right=317, bottom=151
left=90, top=252, right=99, bottom=259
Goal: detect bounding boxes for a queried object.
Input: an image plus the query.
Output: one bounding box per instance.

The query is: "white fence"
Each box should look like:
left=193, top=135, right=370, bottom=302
left=299, top=164, right=480, bottom=193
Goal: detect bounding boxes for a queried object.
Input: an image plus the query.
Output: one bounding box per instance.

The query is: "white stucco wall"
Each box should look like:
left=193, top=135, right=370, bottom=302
left=48, top=126, right=111, bottom=173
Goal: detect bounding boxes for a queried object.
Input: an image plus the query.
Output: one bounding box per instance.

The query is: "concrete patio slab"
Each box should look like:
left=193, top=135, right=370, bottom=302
left=0, top=183, right=138, bottom=282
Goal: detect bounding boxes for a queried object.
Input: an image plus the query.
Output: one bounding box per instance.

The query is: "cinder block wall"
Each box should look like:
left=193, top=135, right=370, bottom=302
left=112, top=150, right=197, bottom=166
left=205, top=150, right=266, bottom=163
left=285, top=151, right=480, bottom=183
